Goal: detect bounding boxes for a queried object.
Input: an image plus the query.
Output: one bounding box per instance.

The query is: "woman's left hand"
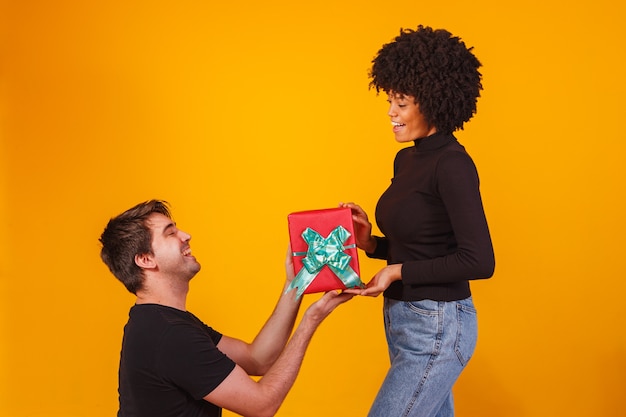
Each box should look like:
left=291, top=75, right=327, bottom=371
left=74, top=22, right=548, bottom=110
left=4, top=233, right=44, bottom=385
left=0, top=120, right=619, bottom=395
left=343, top=264, right=402, bottom=297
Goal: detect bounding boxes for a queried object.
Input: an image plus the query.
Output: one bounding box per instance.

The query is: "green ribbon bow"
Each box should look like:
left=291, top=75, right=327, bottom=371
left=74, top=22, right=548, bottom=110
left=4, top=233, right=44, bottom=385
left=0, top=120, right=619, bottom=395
left=286, top=225, right=363, bottom=299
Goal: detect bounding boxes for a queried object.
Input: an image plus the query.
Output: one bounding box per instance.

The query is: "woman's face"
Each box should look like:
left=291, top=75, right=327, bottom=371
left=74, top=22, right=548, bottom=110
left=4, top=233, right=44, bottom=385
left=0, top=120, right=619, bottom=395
left=387, top=92, right=437, bottom=142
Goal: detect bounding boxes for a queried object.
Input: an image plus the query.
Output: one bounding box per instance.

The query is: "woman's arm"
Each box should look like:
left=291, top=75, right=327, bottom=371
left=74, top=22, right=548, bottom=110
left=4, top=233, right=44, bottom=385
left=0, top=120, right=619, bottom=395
left=401, top=151, right=495, bottom=286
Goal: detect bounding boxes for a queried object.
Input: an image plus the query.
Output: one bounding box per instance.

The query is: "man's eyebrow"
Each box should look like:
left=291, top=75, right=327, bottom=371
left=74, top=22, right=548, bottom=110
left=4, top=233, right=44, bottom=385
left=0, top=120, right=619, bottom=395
left=162, top=222, right=177, bottom=234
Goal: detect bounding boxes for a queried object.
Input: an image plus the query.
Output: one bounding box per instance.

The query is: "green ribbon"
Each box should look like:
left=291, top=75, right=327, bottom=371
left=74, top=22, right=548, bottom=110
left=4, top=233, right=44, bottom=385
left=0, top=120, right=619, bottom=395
left=286, top=225, right=363, bottom=299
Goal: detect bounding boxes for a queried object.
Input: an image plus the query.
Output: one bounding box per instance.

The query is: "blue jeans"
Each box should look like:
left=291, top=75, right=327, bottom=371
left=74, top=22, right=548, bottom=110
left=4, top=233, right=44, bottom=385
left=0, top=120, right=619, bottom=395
left=368, top=297, right=478, bottom=417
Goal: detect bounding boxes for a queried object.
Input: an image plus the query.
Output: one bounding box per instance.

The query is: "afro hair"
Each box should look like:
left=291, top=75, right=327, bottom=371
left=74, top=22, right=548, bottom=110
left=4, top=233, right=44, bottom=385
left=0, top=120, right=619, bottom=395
left=370, top=25, right=482, bottom=134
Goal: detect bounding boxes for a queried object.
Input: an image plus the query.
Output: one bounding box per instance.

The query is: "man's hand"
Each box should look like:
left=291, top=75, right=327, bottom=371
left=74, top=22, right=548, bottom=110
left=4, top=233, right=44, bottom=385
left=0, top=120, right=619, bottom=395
left=303, top=290, right=355, bottom=324
left=285, top=244, right=295, bottom=284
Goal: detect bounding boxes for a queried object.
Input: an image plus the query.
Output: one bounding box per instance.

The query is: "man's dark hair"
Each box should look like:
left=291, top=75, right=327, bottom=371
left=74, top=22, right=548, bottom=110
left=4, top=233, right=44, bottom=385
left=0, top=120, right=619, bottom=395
left=369, top=25, right=483, bottom=134
left=99, top=200, right=171, bottom=294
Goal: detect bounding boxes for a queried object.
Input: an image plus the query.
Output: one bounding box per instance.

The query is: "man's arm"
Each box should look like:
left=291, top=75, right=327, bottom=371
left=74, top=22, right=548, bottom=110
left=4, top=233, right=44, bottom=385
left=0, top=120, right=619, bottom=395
left=206, top=290, right=353, bottom=417
left=216, top=291, right=298, bottom=375
left=217, top=249, right=301, bottom=376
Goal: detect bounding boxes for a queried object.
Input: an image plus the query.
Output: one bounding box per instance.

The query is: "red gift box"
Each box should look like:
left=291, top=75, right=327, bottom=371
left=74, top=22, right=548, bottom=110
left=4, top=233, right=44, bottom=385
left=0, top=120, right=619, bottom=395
left=286, top=207, right=363, bottom=298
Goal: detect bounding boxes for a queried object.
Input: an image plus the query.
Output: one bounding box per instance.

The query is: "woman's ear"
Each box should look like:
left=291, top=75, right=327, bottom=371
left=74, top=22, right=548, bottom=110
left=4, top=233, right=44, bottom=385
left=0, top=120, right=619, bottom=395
left=135, top=253, right=156, bottom=269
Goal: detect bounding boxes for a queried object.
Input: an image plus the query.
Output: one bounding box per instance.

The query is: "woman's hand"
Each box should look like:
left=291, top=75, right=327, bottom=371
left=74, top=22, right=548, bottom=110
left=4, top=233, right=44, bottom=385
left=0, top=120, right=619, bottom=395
left=339, top=202, right=377, bottom=253
left=343, top=264, right=402, bottom=297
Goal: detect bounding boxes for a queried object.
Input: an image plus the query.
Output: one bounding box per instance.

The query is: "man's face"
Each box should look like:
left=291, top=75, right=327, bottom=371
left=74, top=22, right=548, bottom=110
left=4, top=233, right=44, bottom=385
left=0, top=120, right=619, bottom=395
left=147, top=213, right=201, bottom=280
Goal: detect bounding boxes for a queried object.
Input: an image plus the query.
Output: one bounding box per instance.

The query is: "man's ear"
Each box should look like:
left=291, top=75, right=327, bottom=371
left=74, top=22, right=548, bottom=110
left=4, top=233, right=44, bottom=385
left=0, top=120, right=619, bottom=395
left=135, top=253, right=156, bottom=269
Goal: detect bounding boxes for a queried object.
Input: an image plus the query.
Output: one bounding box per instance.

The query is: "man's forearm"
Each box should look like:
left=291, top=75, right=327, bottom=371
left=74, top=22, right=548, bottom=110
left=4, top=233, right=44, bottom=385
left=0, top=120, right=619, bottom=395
left=247, top=284, right=302, bottom=374
left=254, top=290, right=351, bottom=414
left=207, top=291, right=352, bottom=417
left=254, top=313, right=320, bottom=416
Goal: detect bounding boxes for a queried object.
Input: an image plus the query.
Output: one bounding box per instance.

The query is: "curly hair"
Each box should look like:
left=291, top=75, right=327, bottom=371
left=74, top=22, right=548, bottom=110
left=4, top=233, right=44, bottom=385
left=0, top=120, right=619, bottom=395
left=369, top=25, right=482, bottom=134
left=99, top=200, right=171, bottom=294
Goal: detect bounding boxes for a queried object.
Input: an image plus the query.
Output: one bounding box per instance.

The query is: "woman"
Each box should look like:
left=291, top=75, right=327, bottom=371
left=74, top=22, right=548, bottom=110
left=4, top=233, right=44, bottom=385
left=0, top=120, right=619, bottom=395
left=342, top=26, right=495, bottom=417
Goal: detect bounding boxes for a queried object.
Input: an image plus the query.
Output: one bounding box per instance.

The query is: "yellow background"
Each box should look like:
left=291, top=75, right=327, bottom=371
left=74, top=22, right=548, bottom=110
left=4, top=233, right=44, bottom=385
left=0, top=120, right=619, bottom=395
left=2, top=0, right=625, bottom=416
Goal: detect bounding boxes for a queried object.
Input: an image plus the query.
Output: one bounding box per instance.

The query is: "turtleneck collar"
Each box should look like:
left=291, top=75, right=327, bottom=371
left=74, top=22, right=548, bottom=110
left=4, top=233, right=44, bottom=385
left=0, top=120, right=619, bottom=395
left=413, top=131, right=456, bottom=152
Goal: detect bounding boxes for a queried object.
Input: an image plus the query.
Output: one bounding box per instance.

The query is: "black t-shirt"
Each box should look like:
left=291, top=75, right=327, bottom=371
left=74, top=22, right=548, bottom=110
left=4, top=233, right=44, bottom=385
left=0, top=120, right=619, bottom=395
left=117, top=304, right=236, bottom=417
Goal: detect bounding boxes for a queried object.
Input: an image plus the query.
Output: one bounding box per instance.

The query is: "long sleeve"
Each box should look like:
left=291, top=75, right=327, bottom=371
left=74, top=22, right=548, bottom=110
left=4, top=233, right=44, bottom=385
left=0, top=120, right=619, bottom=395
left=366, top=236, right=389, bottom=260
left=373, top=132, right=495, bottom=301
left=400, top=151, right=495, bottom=286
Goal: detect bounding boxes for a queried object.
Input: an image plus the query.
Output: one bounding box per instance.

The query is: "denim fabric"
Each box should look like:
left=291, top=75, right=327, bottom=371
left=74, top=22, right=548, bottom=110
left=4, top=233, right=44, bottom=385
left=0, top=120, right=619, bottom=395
left=367, top=297, right=477, bottom=417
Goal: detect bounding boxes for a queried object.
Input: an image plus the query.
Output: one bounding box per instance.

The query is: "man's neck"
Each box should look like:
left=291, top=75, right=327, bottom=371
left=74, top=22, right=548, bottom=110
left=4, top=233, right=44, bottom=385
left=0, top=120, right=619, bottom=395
left=135, top=280, right=189, bottom=311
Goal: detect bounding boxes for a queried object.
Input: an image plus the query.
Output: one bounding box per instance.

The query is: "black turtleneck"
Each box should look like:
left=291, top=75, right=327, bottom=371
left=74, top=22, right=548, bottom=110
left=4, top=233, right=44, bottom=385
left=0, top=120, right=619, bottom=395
left=367, top=131, right=495, bottom=301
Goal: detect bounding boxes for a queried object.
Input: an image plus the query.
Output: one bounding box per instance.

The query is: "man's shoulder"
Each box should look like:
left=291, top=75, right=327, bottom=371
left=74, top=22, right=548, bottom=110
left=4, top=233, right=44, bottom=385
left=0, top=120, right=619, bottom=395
left=126, top=304, right=199, bottom=333
left=124, top=304, right=221, bottom=350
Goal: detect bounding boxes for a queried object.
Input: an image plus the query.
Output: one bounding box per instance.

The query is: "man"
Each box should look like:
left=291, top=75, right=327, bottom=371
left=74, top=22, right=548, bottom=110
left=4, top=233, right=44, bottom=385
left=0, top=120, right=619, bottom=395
left=99, top=200, right=353, bottom=417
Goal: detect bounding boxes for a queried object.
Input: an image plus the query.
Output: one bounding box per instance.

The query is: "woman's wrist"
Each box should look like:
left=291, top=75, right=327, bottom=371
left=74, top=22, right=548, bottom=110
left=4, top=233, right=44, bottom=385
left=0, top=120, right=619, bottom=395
left=363, top=236, right=377, bottom=254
